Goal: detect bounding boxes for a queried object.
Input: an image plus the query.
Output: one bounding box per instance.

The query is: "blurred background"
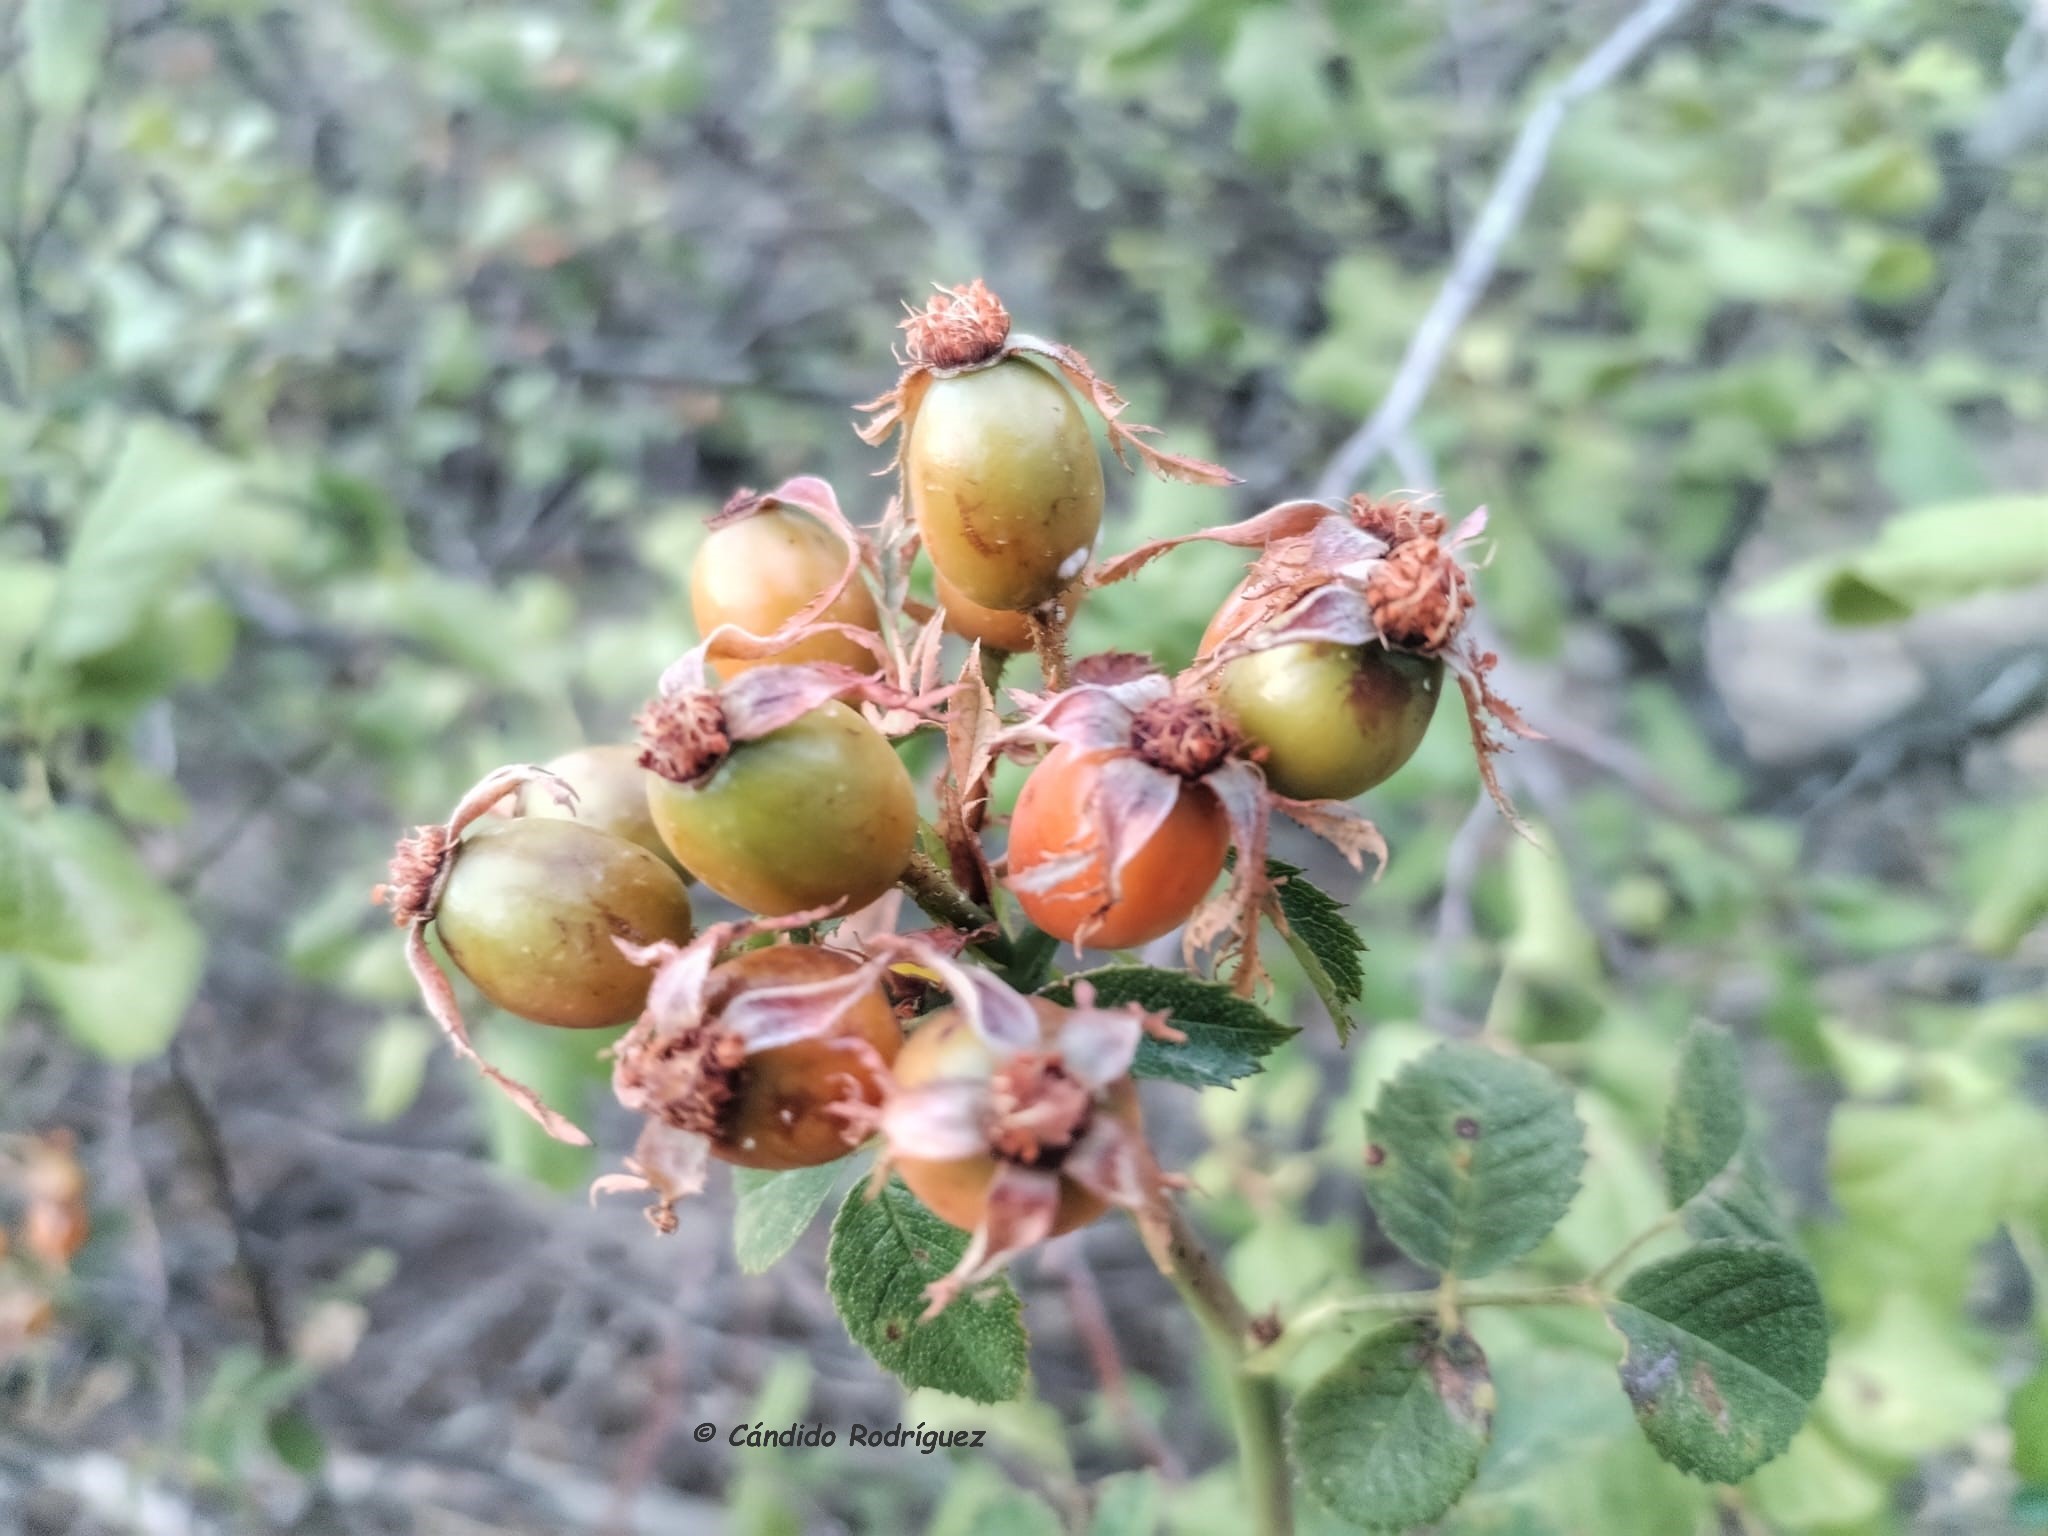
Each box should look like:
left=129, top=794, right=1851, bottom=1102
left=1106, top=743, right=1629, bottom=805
left=2, top=0, right=2047, bottom=1532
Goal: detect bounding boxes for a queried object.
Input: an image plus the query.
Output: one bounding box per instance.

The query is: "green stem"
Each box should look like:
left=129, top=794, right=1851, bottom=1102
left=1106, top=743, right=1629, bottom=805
left=1246, top=1281, right=1601, bottom=1375
left=1588, top=1207, right=1684, bottom=1290
left=1163, top=1203, right=1292, bottom=1536
left=897, top=849, right=1016, bottom=967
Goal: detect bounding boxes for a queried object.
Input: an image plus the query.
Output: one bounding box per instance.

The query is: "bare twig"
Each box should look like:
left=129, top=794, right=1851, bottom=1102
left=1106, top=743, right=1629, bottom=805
left=1316, top=0, right=1701, bottom=498
left=1041, top=1238, right=1185, bottom=1482
left=164, top=1039, right=290, bottom=1361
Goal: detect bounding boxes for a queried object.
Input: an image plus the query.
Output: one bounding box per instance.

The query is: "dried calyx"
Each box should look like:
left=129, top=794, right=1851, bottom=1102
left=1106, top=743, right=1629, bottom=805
left=1353, top=501, right=1473, bottom=653
left=985, top=1054, right=1094, bottom=1169
left=900, top=279, right=1012, bottom=372
left=636, top=688, right=732, bottom=786
left=1129, top=693, right=1243, bottom=782
left=613, top=1013, right=748, bottom=1140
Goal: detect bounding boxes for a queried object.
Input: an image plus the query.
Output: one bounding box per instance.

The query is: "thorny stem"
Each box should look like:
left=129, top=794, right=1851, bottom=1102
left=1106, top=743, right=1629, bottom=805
left=1162, top=1203, right=1293, bottom=1536
left=1026, top=607, right=1071, bottom=691
left=1245, top=1281, right=1601, bottom=1376
left=165, top=1040, right=290, bottom=1361
left=897, top=849, right=1016, bottom=967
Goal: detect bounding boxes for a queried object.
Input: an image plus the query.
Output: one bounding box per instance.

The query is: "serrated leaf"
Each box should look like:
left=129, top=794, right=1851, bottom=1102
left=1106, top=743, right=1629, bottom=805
left=1291, top=1319, right=1494, bottom=1530
left=1662, top=1022, right=1744, bottom=1207
left=1606, top=1240, right=1827, bottom=1483
left=1681, top=1137, right=1791, bottom=1247
left=24, top=0, right=110, bottom=114
left=1268, top=857, right=1365, bottom=1041
left=25, top=811, right=202, bottom=1062
left=1363, top=1042, right=1586, bottom=1277
left=0, top=798, right=90, bottom=961
left=1041, top=966, right=1293, bottom=1088
left=734, top=1158, right=853, bottom=1275
left=825, top=1178, right=1027, bottom=1404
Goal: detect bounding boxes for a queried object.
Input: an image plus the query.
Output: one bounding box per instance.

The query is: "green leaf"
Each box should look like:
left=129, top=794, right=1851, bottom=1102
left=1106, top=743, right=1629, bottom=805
left=1268, top=857, right=1366, bottom=1041
left=1819, top=1293, right=2000, bottom=1462
left=24, top=0, right=110, bottom=114
left=1087, top=1472, right=1160, bottom=1536
left=1041, top=967, right=1294, bottom=1089
left=734, top=1158, right=852, bottom=1275
left=1221, top=9, right=1338, bottom=166
left=1606, top=1240, right=1827, bottom=1483
left=359, top=1014, right=435, bottom=1124
left=40, top=422, right=271, bottom=665
left=1872, top=380, right=1986, bottom=507
left=1963, top=794, right=2048, bottom=957
left=1681, top=1139, right=1791, bottom=1248
left=2011, top=1364, right=2048, bottom=1485
left=1363, top=1042, right=1586, bottom=1277
left=1741, top=496, right=2048, bottom=626
left=825, top=1178, right=1027, bottom=1404
left=1661, top=1022, right=1744, bottom=1207
left=1746, top=1422, right=1887, bottom=1532
left=0, top=797, right=90, bottom=961
left=25, top=811, right=202, bottom=1061
left=1290, top=1319, right=1495, bottom=1530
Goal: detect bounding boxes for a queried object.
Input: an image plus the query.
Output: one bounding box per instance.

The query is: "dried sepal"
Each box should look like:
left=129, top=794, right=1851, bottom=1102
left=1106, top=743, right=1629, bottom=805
left=1006, top=333, right=1239, bottom=487
left=1090, top=497, right=1333, bottom=589
left=938, top=645, right=1002, bottom=905
left=591, top=1120, right=712, bottom=1235
left=375, top=765, right=590, bottom=1146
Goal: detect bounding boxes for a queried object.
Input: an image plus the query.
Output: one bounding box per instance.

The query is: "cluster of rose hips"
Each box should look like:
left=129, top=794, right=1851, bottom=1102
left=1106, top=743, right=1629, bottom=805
left=376, top=282, right=1530, bottom=1313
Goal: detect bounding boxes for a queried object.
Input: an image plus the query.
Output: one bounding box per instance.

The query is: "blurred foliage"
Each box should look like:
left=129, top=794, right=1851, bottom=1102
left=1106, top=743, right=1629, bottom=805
left=2, top=0, right=2046, bottom=1531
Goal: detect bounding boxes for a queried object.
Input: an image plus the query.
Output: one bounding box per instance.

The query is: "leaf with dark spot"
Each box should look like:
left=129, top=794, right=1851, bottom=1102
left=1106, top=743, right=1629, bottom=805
left=1605, top=1240, right=1828, bottom=1482
left=825, top=1177, right=1027, bottom=1404
left=1290, top=1319, right=1494, bottom=1530
left=1363, top=1042, right=1585, bottom=1277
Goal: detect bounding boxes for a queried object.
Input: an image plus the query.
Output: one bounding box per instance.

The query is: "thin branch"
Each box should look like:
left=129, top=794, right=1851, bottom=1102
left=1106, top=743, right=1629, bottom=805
left=164, top=1038, right=290, bottom=1361
left=1041, top=1238, right=1184, bottom=1482
left=1162, top=1203, right=1291, bottom=1536
left=1316, top=0, right=1701, bottom=498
